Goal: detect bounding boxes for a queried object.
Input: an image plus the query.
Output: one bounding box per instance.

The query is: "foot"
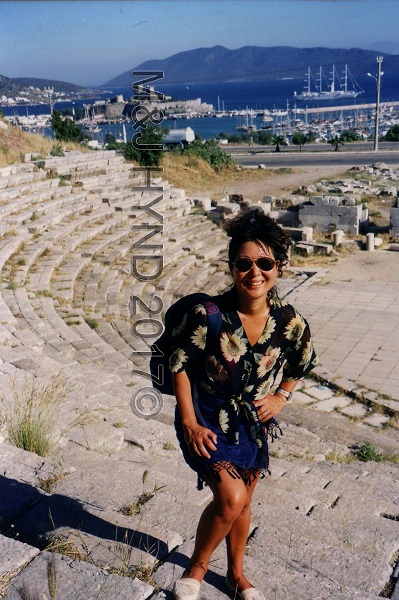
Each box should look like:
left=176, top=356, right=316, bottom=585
left=172, top=577, right=201, bottom=600
left=182, top=561, right=207, bottom=583
left=225, top=573, right=265, bottom=600
left=172, top=563, right=206, bottom=600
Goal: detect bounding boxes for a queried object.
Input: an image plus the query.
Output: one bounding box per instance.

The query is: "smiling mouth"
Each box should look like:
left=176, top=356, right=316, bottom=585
left=245, top=281, right=264, bottom=288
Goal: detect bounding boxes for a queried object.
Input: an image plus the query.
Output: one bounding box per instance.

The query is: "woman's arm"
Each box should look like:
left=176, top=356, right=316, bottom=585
left=172, top=370, right=218, bottom=458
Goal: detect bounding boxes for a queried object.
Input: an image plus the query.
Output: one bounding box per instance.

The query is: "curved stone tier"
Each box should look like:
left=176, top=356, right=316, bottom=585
left=1, top=152, right=397, bottom=600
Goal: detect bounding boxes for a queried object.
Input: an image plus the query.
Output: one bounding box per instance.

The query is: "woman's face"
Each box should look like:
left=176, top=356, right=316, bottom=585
left=231, top=241, right=279, bottom=305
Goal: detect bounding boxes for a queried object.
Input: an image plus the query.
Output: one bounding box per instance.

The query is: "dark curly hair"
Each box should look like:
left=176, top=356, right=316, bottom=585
left=224, top=208, right=291, bottom=277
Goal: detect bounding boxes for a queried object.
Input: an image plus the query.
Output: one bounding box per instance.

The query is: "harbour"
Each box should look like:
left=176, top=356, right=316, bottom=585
left=2, top=73, right=399, bottom=145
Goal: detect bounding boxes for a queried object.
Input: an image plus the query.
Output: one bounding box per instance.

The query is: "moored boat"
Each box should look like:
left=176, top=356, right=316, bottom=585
left=294, top=64, right=364, bottom=101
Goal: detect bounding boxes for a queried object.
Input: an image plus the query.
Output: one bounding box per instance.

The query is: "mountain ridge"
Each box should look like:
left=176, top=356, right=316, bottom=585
left=102, top=45, right=399, bottom=87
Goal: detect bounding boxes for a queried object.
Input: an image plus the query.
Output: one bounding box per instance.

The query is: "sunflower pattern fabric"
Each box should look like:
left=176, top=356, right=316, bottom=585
left=170, top=291, right=318, bottom=477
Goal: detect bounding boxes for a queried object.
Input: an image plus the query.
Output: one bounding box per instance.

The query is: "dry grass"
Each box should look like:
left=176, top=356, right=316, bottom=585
left=0, top=373, right=68, bottom=457
left=162, top=153, right=286, bottom=197
left=0, top=120, right=89, bottom=168
left=162, top=153, right=226, bottom=193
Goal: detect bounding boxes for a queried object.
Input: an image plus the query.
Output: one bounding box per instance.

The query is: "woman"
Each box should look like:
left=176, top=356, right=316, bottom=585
left=169, top=209, right=318, bottom=600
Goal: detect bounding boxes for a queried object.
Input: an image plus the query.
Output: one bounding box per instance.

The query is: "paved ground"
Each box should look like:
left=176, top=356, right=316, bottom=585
left=285, top=251, right=399, bottom=404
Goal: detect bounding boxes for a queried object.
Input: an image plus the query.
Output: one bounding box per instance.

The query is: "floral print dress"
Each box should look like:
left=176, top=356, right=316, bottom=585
left=169, top=289, right=318, bottom=488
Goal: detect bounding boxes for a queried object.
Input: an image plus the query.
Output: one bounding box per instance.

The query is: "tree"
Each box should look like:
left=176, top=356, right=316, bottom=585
left=51, top=110, right=85, bottom=143
left=340, top=129, right=362, bottom=142
left=105, top=132, right=116, bottom=145
left=123, top=125, right=166, bottom=167
left=254, top=130, right=273, bottom=146
left=184, top=138, right=232, bottom=170
left=291, top=131, right=307, bottom=152
left=271, top=135, right=287, bottom=153
left=384, top=125, right=399, bottom=142
left=306, top=130, right=317, bottom=143
left=328, top=135, right=344, bottom=151
left=60, top=107, right=85, bottom=121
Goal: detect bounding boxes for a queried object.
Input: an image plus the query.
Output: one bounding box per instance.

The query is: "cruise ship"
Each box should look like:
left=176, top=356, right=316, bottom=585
left=294, top=65, right=364, bottom=101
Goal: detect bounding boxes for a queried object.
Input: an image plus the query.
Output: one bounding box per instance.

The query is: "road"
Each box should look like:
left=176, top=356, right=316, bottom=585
left=223, top=142, right=399, bottom=168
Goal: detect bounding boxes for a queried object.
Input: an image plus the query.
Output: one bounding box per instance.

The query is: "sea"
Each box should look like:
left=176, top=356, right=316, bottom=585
left=2, top=74, right=399, bottom=142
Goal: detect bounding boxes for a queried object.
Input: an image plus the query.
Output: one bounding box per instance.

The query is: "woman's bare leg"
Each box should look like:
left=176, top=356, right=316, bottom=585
left=183, top=469, right=248, bottom=582
left=226, top=473, right=260, bottom=591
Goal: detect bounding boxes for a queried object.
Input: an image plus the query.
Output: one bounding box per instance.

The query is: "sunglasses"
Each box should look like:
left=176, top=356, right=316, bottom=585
left=231, top=257, right=277, bottom=272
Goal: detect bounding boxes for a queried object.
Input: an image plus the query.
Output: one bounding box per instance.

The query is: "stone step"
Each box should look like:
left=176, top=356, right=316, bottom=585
left=0, top=230, right=30, bottom=272
left=0, top=169, right=46, bottom=191
left=79, top=168, right=140, bottom=191
left=0, top=176, right=61, bottom=204
left=15, top=210, right=109, bottom=287
left=4, top=551, right=154, bottom=599
left=8, top=287, right=78, bottom=362
left=36, top=150, right=117, bottom=169
left=0, top=534, right=40, bottom=597
left=0, top=162, right=35, bottom=178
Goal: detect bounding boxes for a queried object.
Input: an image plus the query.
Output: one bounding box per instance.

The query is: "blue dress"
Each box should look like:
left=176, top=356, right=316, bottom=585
left=169, top=289, right=318, bottom=488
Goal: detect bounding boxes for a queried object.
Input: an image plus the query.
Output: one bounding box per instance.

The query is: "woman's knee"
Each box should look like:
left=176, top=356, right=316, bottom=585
left=215, top=487, right=248, bottom=522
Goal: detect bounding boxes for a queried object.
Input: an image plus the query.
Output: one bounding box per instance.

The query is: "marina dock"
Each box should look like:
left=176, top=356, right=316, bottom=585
left=302, top=100, right=399, bottom=115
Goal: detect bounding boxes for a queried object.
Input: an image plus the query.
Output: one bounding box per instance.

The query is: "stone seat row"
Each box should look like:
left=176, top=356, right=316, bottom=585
left=0, top=161, right=37, bottom=178
left=3, top=283, right=135, bottom=376
left=6, top=191, right=89, bottom=234
left=79, top=168, right=143, bottom=192
left=49, top=218, right=228, bottom=359
left=0, top=167, right=47, bottom=192
left=36, top=149, right=121, bottom=168
left=0, top=174, right=61, bottom=204
left=16, top=208, right=117, bottom=289
left=0, top=155, right=230, bottom=381
left=36, top=152, right=128, bottom=178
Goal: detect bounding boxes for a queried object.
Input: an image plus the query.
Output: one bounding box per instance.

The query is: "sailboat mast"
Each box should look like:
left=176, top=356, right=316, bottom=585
left=330, top=66, right=335, bottom=93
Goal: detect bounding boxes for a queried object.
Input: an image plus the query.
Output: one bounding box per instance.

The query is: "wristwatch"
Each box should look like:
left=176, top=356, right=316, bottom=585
left=275, top=387, right=292, bottom=402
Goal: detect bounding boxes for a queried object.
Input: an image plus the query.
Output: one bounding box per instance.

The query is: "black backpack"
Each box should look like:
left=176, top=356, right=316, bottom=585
left=150, top=293, right=222, bottom=396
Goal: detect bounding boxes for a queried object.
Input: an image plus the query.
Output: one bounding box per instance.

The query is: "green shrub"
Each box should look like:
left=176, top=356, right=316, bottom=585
left=184, top=139, right=232, bottom=171
left=50, top=142, right=64, bottom=157
left=123, top=125, right=167, bottom=167
left=357, top=442, right=383, bottom=462
left=84, top=316, right=99, bottom=329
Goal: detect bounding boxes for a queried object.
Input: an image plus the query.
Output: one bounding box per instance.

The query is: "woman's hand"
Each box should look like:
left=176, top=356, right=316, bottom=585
left=253, top=393, right=286, bottom=422
left=183, top=423, right=218, bottom=458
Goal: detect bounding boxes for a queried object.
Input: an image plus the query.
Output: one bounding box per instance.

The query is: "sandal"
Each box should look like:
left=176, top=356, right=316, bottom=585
left=172, top=577, right=201, bottom=600
left=172, top=562, right=206, bottom=600
left=225, top=574, right=265, bottom=600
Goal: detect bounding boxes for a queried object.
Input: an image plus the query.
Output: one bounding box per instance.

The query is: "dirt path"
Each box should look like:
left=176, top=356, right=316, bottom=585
left=198, top=165, right=348, bottom=202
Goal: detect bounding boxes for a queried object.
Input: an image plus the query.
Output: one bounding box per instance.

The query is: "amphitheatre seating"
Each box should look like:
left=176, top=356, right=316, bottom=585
left=0, top=150, right=239, bottom=596
left=2, top=151, right=398, bottom=599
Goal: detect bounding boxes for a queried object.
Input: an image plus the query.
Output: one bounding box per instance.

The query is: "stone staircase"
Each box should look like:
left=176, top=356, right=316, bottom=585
left=0, top=151, right=398, bottom=599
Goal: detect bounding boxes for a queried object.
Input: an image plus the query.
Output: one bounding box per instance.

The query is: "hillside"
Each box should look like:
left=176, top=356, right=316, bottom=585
left=0, top=75, right=93, bottom=98
left=103, top=45, right=399, bottom=87
left=0, top=119, right=88, bottom=167
left=13, top=77, right=89, bottom=93
left=0, top=74, right=25, bottom=96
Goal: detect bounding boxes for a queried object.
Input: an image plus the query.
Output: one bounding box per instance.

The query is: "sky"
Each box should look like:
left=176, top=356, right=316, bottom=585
left=2, top=0, right=399, bottom=87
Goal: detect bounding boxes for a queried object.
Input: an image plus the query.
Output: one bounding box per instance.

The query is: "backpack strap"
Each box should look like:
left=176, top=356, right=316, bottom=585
left=192, top=300, right=222, bottom=426
left=203, top=300, right=222, bottom=353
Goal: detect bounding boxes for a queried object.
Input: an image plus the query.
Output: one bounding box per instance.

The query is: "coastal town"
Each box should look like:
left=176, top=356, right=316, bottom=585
left=4, top=83, right=399, bottom=149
